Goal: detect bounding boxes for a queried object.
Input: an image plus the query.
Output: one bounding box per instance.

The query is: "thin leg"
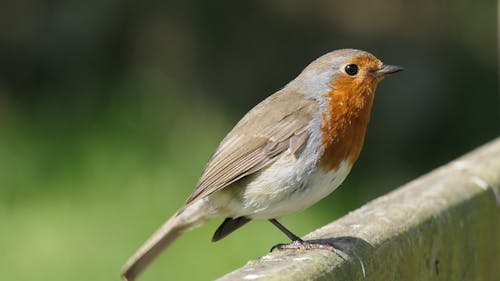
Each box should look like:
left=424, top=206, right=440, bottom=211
left=268, top=219, right=302, bottom=242
left=272, top=240, right=339, bottom=253
left=268, top=219, right=340, bottom=254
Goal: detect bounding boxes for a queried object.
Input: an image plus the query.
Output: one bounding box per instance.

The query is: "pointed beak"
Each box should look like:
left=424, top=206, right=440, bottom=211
left=375, top=65, right=404, bottom=77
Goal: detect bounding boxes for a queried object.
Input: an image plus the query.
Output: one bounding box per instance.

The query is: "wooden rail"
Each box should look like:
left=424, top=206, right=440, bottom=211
left=217, top=138, right=500, bottom=281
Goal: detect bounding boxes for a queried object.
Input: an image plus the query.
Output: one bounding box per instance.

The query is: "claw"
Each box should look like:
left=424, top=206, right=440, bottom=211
left=269, top=243, right=285, bottom=252
left=270, top=240, right=340, bottom=254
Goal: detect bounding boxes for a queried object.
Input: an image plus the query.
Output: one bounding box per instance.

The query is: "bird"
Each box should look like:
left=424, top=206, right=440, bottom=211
left=121, top=48, right=403, bottom=281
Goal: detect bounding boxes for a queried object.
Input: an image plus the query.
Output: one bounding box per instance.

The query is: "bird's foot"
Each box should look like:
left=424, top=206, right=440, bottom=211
left=270, top=240, right=339, bottom=254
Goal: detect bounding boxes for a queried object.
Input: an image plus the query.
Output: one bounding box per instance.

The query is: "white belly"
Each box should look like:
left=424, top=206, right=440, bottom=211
left=245, top=160, right=351, bottom=219
left=211, top=150, right=352, bottom=219
left=262, top=163, right=350, bottom=219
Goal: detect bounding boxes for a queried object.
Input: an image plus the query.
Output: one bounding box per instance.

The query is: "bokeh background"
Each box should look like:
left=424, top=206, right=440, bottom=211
left=0, top=1, right=498, bottom=280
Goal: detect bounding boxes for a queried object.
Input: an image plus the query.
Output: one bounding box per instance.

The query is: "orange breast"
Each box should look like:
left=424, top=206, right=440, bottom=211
left=319, top=62, right=380, bottom=171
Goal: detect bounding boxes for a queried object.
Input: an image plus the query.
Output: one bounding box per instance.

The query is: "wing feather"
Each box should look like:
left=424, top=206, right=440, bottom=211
left=185, top=90, right=319, bottom=204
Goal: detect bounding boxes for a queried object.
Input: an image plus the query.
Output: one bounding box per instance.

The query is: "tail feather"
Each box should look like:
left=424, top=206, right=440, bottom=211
left=212, top=217, right=251, bottom=242
left=121, top=211, right=196, bottom=281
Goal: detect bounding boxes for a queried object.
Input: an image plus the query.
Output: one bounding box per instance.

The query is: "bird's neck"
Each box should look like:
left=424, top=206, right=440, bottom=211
left=318, top=80, right=377, bottom=172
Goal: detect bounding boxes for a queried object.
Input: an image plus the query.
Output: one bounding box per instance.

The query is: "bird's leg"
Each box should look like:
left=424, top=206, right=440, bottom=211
left=268, top=219, right=339, bottom=254
left=269, top=219, right=303, bottom=242
left=272, top=240, right=339, bottom=252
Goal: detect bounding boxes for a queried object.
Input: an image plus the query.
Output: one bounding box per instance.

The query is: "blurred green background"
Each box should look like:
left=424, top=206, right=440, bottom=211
left=0, top=1, right=498, bottom=280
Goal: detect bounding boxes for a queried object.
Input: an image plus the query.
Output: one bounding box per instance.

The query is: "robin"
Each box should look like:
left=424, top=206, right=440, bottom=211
left=121, top=48, right=403, bottom=281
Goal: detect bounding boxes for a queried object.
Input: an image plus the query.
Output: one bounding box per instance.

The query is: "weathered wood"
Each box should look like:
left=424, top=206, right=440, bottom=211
left=217, top=138, right=500, bottom=281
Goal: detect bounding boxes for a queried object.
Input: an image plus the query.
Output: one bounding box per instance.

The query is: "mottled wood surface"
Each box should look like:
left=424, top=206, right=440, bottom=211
left=218, top=138, right=500, bottom=281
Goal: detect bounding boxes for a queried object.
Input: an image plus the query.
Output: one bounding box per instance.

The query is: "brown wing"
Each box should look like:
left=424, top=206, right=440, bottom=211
left=185, top=90, right=319, bottom=204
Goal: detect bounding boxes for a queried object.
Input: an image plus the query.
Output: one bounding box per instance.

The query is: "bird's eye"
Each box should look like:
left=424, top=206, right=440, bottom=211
left=344, top=64, right=359, bottom=76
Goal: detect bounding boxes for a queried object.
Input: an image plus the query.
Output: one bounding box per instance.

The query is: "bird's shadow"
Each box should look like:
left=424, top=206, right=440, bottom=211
left=297, top=236, right=373, bottom=278
left=307, top=236, right=373, bottom=254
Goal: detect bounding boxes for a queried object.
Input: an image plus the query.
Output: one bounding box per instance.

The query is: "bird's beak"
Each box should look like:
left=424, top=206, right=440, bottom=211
left=375, top=65, right=404, bottom=77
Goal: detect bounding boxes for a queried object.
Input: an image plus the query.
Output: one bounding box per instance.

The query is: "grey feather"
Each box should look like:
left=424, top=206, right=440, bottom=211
left=185, top=90, right=319, bottom=205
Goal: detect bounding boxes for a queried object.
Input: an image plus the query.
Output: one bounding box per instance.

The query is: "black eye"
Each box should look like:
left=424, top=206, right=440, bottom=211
left=344, top=64, right=359, bottom=76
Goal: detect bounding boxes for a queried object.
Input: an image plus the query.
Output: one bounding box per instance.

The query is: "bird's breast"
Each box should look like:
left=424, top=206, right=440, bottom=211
left=318, top=78, right=376, bottom=172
